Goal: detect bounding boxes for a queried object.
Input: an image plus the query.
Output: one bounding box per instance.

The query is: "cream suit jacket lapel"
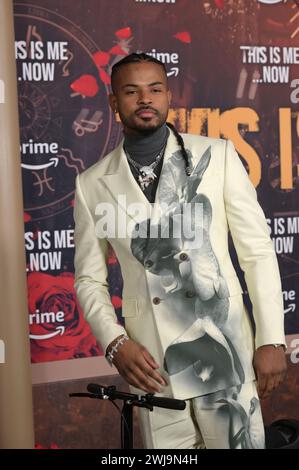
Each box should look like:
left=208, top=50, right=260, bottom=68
left=99, top=130, right=181, bottom=230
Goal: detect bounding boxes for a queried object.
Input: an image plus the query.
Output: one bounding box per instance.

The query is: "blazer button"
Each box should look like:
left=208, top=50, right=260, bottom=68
left=185, top=290, right=195, bottom=298
left=152, top=297, right=161, bottom=305
left=179, top=252, right=188, bottom=261
left=145, top=260, right=153, bottom=268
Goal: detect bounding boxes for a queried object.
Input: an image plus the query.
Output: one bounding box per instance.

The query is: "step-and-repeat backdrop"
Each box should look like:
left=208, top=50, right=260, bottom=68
left=14, top=0, right=298, bottom=383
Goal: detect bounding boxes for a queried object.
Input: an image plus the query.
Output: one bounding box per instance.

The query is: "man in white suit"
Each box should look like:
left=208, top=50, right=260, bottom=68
left=74, top=53, right=287, bottom=449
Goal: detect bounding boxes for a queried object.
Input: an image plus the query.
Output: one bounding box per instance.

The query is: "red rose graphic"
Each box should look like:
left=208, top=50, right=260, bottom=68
left=28, top=272, right=102, bottom=362
left=174, top=31, right=192, bottom=44
left=70, top=74, right=99, bottom=97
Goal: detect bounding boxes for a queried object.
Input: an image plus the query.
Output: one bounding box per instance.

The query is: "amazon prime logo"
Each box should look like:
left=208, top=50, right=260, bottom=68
left=29, top=309, right=65, bottom=340
left=283, top=289, right=296, bottom=315
left=21, top=140, right=59, bottom=171
left=0, top=340, right=5, bottom=364
left=144, top=49, right=180, bottom=77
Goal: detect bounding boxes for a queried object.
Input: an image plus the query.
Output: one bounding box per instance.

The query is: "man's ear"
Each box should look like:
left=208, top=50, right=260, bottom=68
left=109, top=94, right=117, bottom=113
left=167, top=89, right=172, bottom=106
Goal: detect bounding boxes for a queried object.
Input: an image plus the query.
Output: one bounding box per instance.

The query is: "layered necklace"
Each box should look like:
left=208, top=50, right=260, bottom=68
left=124, top=142, right=167, bottom=191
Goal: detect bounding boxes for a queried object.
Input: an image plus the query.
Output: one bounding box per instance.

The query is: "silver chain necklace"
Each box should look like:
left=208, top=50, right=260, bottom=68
left=124, top=144, right=166, bottom=191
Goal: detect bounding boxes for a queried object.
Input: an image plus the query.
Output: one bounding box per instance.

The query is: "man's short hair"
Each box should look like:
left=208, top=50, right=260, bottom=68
left=111, top=52, right=167, bottom=93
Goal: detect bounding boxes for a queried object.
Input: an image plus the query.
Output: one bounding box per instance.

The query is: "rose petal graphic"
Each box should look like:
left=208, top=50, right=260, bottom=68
left=70, top=75, right=99, bottom=97
left=108, top=254, right=117, bottom=265
left=174, top=32, right=191, bottom=44
left=93, top=51, right=110, bottom=68
left=99, top=68, right=111, bottom=85
left=24, top=212, right=31, bottom=223
left=112, top=295, right=122, bottom=309
left=214, top=0, right=225, bottom=9
left=109, top=45, right=128, bottom=56
left=115, top=27, right=132, bottom=39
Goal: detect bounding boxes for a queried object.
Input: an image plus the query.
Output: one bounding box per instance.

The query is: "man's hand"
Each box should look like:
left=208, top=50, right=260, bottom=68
left=107, top=337, right=167, bottom=394
left=253, top=345, right=287, bottom=400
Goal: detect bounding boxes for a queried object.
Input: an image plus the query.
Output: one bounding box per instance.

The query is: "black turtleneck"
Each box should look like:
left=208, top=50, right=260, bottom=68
left=123, top=124, right=169, bottom=203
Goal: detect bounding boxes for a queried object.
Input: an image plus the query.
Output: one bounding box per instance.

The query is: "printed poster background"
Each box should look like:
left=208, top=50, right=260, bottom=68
left=13, top=0, right=299, bottom=448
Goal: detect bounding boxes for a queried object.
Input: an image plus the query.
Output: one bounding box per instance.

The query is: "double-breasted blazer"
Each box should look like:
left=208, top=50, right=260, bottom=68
left=74, top=129, right=286, bottom=400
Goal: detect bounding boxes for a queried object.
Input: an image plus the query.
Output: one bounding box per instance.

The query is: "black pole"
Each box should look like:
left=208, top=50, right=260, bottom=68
left=122, top=402, right=133, bottom=449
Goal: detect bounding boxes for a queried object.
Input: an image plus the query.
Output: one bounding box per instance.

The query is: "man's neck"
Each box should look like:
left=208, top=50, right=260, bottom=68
left=123, top=124, right=169, bottom=164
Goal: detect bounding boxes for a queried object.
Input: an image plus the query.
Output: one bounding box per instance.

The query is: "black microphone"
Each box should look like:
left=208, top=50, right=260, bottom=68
left=87, top=383, right=106, bottom=395
left=144, top=394, right=186, bottom=411
left=87, top=383, right=135, bottom=400
left=87, top=383, right=186, bottom=411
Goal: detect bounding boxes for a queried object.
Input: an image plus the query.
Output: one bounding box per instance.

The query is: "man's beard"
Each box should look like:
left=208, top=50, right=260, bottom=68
left=133, top=121, right=163, bottom=135
left=121, top=111, right=166, bottom=135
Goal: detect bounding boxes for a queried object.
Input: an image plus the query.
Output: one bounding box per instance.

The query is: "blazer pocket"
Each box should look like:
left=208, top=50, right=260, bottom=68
left=214, top=275, right=243, bottom=298
left=121, top=298, right=139, bottom=318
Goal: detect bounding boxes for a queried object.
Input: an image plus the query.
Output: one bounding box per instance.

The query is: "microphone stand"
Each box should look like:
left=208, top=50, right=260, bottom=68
left=69, top=383, right=186, bottom=449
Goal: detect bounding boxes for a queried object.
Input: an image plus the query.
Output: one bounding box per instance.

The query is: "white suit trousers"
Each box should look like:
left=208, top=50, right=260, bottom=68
left=138, top=381, right=265, bottom=449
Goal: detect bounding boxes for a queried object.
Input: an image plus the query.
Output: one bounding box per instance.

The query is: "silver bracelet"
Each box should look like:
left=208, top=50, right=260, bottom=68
left=106, top=335, right=129, bottom=366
